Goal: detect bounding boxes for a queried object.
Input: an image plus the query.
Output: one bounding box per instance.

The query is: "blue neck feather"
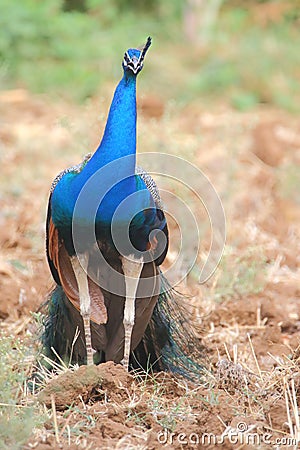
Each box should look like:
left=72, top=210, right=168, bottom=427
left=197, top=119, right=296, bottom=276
left=52, top=71, right=151, bottom=228
left=87, top=72, right=137, bottom=171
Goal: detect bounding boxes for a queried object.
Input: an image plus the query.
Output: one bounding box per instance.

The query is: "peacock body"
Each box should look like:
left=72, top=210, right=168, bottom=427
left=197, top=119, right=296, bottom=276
left=43, top=38, right=205, bottom=379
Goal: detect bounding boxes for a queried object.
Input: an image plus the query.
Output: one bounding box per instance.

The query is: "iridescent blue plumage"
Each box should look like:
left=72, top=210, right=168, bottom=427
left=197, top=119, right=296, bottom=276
left=45, top=37, right=170, bottom=369
left=43, top=38, right=205, bottom=378
left=51, top=40, right=163, bottom=253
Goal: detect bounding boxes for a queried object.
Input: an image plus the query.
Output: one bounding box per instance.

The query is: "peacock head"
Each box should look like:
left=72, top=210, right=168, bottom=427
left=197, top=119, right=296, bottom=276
left=122, top=36, right=152, bottom=76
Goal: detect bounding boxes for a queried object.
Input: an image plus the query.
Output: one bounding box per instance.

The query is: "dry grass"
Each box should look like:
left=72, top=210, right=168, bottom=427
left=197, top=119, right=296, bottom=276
left=0, top=87, right=299, bottom=448
left=2, top=328, right=300, bottom=449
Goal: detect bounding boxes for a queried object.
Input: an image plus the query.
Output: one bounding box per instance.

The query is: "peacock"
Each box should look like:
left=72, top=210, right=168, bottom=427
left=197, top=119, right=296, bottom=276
left=43, top=37, right=205, bottom=380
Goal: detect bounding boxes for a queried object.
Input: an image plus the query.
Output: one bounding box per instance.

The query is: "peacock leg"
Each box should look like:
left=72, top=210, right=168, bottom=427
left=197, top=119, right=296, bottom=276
left=121, top=255, right=144, bottom=370
left=71, top=254, right=94, bottom=365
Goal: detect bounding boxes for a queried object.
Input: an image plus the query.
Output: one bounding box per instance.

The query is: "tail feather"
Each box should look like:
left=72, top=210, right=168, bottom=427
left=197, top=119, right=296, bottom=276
left=42, top=274, right=207, bottom=381
left=133, top=272, right=207, bottom=381
left=42, top=285, right=87, bottom=366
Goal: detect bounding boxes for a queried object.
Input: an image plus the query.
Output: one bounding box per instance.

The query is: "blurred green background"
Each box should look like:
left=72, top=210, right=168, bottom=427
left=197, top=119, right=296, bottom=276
left=0, top=0, right=299, bottom=110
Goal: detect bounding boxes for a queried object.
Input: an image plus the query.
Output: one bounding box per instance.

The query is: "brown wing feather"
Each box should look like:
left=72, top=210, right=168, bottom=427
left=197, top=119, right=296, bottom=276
left=47, top=217, right=107, bottom=325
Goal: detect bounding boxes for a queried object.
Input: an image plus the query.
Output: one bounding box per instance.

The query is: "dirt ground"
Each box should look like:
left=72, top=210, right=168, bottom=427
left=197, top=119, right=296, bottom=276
left=0, top=88, right=300, bottom=449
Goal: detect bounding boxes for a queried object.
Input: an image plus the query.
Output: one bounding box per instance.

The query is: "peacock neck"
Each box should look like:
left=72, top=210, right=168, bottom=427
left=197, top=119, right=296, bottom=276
left=89, top=73, right=137, bottom=171
left=61, top=72, right=140, bottom=226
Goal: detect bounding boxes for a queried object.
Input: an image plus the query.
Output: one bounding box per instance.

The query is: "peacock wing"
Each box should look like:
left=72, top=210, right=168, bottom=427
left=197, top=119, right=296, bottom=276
left=46, top=196, right=107, bottom=325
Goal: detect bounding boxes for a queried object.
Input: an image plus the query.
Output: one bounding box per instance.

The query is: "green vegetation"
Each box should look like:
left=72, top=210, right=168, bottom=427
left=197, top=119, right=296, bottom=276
left=213, top=247, right=266, bottom=301
left=0, top=335, right=45, bottom=449
left=278, top=162, right=300, bottom=204
left=0, top=0, right=299, bottom=110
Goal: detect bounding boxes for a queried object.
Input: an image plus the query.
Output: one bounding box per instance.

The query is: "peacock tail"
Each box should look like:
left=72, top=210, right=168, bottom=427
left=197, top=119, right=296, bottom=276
left=133, top=272, right=207, bottom=382
left=42, top=271, right=206, bottom=381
